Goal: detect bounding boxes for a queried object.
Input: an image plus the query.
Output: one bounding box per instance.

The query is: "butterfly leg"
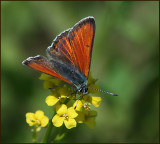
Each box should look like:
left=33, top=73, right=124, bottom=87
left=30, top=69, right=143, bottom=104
left=65, top=91, right=76, bottom=98
left=74, top=93, right=82, bottom=109
left=65, top=86, right=78, bottom=98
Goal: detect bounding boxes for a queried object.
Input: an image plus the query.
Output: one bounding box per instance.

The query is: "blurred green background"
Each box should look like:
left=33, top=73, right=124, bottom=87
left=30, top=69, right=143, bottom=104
left=1, top=1, right=159, bottom=143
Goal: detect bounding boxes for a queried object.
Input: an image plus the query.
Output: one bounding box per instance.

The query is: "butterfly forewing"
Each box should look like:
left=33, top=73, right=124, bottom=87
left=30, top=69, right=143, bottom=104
left=22, top=55, right=72, bottom=84
left=68, top=17, right=95, bottom=78
left=47, top=16, right=95, bottom=79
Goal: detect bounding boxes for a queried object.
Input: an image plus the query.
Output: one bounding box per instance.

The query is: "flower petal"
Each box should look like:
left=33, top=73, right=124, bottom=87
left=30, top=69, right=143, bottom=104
left=45, top=95, right=59, bottom=106
left=64, top=118, right=77, bottom=129
left=35, top=110, right=44, bottom=120
left=26, top=113, right=36, bottom=126
left=56, top=104, right=67, bottom=116
left=26, top=113, right=34, bottom=119
left=52, top=114, right=64, bottom=127
left=40, top=116, right=49, bottom=127
left=90, top=97, right=102, bottom=107
left=73, top=100, right=83, bottom=111
left=67, top=107, right=78, bottom=119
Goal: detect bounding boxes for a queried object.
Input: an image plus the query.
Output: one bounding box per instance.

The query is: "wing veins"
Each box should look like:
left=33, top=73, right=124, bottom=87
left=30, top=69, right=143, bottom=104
left=58, top=45, right=74, bottom=65
left=76, top=30, right=85, bottom=72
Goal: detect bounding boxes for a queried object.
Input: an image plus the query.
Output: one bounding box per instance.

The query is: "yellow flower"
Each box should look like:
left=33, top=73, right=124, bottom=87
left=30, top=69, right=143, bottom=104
left=52, top=104, right=78, bottom=129
left=73, top=95, right=102, bottom=111
left=76, top=110, right=97, bottom=129
left=26, top=110, right=49, bottom=130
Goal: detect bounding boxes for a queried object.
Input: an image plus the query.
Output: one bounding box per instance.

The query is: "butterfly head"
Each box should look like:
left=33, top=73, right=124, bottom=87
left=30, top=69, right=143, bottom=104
left=79, top=85, right=88, bottom=95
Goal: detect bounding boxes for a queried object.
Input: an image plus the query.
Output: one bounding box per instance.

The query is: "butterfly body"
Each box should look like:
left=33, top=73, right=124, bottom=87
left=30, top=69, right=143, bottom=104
left=22, top=16, right=95, bottom=95
left=48, top=53, right=88, bottom=90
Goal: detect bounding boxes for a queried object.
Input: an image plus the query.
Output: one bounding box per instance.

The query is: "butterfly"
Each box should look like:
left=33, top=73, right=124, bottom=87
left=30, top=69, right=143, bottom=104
left=22, top=16, right=117, bottom=96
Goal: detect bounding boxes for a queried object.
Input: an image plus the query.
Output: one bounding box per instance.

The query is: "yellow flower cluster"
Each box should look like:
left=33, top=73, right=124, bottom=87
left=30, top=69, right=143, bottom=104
left=39, top=73, right=102, bottom=129
left=26, top=73, right=101, bottom=130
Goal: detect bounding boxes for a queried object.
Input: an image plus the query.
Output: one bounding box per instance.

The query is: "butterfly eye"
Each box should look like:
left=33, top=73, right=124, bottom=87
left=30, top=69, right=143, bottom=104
left=85, top=87, right=88, bottom=93
left=79, top=86, right=88, bottom=95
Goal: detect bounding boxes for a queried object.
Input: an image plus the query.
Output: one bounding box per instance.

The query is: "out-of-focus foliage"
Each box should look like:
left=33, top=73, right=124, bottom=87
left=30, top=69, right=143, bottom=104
left=1, top=1, right=159, bottom=143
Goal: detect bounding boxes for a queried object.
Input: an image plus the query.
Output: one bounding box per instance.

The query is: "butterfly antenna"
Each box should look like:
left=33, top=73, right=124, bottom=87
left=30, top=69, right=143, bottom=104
left=88, top=87, right=118, bottom=96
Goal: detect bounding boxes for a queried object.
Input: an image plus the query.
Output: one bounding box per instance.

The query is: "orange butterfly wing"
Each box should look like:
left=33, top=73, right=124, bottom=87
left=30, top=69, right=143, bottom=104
left=68, top=16, right=95, bottom=78
left=47, top=16, right=95, bottom=79
left=22, top=55, right=72, bottom=84
left=47, top=29, right=78, bottom=68
left=23, top=17, right=95, bottom=86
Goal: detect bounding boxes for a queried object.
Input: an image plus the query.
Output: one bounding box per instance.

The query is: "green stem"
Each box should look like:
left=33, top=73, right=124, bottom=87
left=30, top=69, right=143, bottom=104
left=53, top=125, right=66, bottom=142
left=42, top=119, right=53, bottom=143
left=32, top=127, right=37, bottom=143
